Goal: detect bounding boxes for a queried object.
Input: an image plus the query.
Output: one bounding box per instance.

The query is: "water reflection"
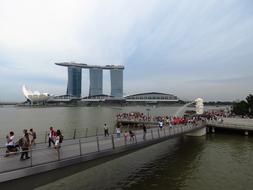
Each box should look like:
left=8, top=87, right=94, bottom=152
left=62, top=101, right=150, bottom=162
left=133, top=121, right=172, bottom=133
left=35, top=136, right=206, bottom=190
left=34, top=133, right=253, bottom=190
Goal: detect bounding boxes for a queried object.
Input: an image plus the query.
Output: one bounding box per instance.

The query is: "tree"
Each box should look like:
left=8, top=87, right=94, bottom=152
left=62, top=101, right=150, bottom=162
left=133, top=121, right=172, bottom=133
left=246, top=94, right=253, bottom=115
left=232, top=100, right=249, bottom=116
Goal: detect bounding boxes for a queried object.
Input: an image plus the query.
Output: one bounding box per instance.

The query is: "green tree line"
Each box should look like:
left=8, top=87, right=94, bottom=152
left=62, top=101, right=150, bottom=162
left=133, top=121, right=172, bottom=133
left=232, top=94, right=253, bottom=116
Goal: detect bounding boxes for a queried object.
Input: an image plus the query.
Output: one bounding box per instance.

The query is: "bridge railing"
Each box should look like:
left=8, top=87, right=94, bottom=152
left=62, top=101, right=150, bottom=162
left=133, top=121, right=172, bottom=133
left=0, top=123, right=203, bottom=174
left=0, top=127, right=115, bottom=152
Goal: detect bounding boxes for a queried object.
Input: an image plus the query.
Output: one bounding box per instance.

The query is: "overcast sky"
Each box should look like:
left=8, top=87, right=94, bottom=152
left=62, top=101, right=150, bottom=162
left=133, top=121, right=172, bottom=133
left=0, top=0, right=253, bottom=102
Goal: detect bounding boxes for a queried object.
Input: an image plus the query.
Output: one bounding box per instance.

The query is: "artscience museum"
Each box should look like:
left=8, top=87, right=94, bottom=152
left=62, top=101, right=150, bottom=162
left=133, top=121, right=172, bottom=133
left=22, top=85, right=50, bottom=103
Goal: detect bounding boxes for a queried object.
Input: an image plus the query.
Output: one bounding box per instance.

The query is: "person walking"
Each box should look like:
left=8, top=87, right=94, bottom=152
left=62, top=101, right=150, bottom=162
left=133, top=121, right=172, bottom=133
left=129, top=130, right=135, bottom=142
left=20, top=132, right=30, bottom=160
left=48, top=126, right=56, bottom=147
left=143, top=124, right=147, bottom=140
left=116, top=126, right=121, bottom=140
left=124, top=131, right=129, bottom=142
left=104, top=123, right=109, bottom=137
left=29, top=128, right=37, bottom=146
left=55, top=129, right=63, bottom=150
left=158, top=120, right=163, bottom=130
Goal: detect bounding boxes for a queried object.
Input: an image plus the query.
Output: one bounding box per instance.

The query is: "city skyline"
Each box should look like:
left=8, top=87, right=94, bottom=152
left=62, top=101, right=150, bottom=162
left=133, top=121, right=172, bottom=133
left=0, top=0, right=253, bottom=102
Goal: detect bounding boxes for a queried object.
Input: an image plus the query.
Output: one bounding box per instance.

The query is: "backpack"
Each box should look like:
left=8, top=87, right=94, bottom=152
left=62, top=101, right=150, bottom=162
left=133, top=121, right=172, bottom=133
left=59, top=134, right=64, bottom=143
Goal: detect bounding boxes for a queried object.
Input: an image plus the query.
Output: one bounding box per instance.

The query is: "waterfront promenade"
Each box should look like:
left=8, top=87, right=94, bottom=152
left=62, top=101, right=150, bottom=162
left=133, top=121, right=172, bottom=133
left=0, top=123, right=204, bottom=183
left=206, top=118, right=253, bottom=134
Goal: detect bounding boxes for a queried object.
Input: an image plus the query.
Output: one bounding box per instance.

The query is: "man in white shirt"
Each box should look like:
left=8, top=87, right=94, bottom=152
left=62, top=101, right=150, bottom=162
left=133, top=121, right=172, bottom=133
left=104, top=123, right=109, bottom=136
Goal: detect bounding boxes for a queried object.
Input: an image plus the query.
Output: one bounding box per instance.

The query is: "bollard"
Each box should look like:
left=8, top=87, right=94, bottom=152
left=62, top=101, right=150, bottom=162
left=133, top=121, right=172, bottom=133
left=245, top=131, right=249, bottom=136
left=73, top=129, right=77, bottom=139
left=135, top=135, right=137, bottom=144
left=151, top=129, right=154, bottom=140
left=79, top=139, right=82, bottom=156
left=85, top=128, right=88, bottom=138
left=111, top=135, right=115, bottom=149
left=96, top=136, right=100, bottom=152
left=158, top=129, right=160, bottom=138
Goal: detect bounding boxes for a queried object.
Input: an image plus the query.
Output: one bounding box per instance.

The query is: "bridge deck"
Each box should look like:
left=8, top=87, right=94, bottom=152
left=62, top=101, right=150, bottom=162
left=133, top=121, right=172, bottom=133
left=206, top=121, right=253, bottom=131
left=0, top=123, right=204, bottom=183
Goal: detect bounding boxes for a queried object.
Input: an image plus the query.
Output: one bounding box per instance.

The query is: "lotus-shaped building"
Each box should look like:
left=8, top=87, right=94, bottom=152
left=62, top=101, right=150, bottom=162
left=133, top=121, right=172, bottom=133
left=22, top=85, right=50, bottom=103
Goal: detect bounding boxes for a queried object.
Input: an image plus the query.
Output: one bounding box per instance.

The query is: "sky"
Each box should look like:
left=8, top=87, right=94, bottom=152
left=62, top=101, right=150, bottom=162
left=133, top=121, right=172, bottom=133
left=0, top=0, right=253, bottom=102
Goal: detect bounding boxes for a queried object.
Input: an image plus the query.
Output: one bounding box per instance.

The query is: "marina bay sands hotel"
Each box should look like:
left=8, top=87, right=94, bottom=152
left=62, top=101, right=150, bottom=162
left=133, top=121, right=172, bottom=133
left=55, top=62, right=124, bottom=98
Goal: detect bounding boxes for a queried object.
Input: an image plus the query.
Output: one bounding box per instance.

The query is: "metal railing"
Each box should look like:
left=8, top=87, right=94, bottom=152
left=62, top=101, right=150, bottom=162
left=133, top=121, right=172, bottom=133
left=0, top=123, right=203, bottom=174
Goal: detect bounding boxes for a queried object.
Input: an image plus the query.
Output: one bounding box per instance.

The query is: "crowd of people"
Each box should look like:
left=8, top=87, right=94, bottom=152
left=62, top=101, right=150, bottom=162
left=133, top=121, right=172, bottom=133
left=3, top=126, right=63, bottom=160
left=116, top=112, right=203, bottom=127
left=116, top=112, right=151, bottom=121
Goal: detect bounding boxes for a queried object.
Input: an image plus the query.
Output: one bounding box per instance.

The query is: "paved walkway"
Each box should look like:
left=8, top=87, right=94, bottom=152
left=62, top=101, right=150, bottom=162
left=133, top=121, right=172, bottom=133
left=0, top=124, right=203, bottom=175
left=206, top=119, right=253, bottom=131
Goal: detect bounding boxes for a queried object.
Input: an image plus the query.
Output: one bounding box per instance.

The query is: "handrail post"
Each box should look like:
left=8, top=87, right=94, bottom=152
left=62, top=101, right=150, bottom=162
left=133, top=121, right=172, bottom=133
left=158, top=129, right=160, bottom=138
left=30, top=148, right=33, bottom=167
left=96, top=136, right=100, bottom=152
left=111, top=135, right=115, bottom=149
left=124, top=135, right=127, bottom=146
left=79, top=139, right=82, bottom=156
left=73, top=129, right=76, bottom=139
left=85, top=128, right=88, bottom=138
left=135, top=134, right=137, bottom=144
left=163, top=128, right=166, bottom=136
left=45, top=131, right=47, bottom=143
left=151, top=129, right=154, bottom=140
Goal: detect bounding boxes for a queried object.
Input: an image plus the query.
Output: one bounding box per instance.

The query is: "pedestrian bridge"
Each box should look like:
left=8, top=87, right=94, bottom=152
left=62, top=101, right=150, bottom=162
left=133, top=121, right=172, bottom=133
left=0, top=122, right=205, bottom=184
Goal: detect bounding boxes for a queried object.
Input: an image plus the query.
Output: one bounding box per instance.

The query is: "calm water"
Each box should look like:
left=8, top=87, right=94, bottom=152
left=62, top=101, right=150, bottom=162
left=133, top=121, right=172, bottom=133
left=34, top=134, right=253, bottom=190
left=0, top=105, right=180, bottom=144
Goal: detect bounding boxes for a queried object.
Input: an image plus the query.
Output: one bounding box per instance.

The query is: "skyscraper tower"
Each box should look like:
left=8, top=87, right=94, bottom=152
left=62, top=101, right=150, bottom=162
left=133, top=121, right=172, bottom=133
left=110, top=69, right=123, bottom=97
left=89, top=68, right=103, bottom=96
left=66, top=66, right=82, bottom=97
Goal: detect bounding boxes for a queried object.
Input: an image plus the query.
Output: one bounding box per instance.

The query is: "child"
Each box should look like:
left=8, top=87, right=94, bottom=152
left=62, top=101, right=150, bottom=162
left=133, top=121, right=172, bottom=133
left=124, top=131, right=129, bottom=142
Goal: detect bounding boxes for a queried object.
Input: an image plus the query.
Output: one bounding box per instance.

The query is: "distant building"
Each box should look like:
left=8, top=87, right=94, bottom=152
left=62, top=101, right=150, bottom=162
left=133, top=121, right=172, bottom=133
left=67, top=66, right=82, bottom=97
left=110, top=69, right=123, bottom=97
left=22, top=85, right=50, bottom=104
left=89, top=68, right=103, bottom=96
left=55, top=62, right=124, bottom=98
left=125, top=92, right=179, bottom=103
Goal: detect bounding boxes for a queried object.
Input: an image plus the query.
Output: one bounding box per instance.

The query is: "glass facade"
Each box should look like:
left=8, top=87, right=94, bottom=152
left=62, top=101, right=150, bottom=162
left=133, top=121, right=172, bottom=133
left=110, top=69, right=123, bottom=97
left=89, top=68, right=103, bottom=96
left=67, top=66, right=82, bottom=97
